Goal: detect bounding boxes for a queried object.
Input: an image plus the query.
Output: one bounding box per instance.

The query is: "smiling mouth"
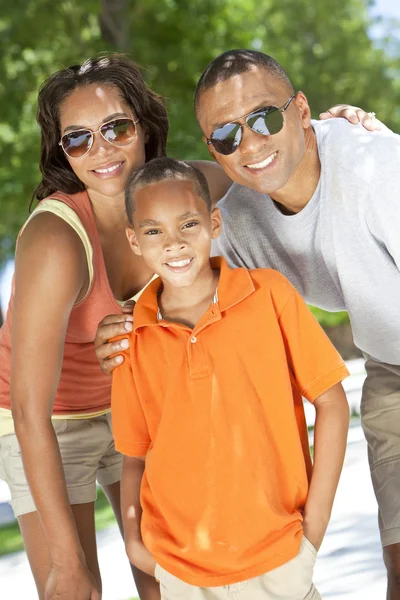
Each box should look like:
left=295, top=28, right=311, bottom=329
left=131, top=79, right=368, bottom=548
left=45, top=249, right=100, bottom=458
left=93, top=161, right=123, bottom=174
left=165, top=258, right=193, bottom=268
left=245, top=152, right=278, bottom=170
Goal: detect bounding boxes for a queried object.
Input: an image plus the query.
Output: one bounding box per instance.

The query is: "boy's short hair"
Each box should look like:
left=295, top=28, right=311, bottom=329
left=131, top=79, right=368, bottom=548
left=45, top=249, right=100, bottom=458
left=125, top=157, right=212, bottom=226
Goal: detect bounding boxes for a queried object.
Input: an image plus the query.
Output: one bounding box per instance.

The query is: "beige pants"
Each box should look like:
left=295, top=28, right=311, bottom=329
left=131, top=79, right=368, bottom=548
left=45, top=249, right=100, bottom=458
left=155, top=537, right=321, bottom=600
left=361, top=355, right=400, bottom=547
left=0, top=413, right=122, bottom=517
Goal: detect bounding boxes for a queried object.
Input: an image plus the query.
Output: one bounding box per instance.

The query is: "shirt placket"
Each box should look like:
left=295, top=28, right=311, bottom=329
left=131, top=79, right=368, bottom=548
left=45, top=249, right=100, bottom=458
left=184, top=306, right=221, bottom=379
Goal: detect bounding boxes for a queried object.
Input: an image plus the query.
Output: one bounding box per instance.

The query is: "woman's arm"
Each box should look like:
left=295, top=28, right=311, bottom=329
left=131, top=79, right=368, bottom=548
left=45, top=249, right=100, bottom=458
left=11, top=213, right=99, bottom=600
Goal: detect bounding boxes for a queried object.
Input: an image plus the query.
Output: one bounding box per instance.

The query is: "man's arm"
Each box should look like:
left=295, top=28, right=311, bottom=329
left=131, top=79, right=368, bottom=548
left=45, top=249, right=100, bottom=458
left=302, top=382, right=349, bottom=550
left=121, top=456, right=156, bottom=577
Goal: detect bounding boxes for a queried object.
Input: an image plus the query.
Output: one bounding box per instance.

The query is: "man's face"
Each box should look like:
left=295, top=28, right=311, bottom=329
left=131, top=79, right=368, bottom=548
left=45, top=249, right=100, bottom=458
left=197, top=67, right=310, bottom=196
left=127, top=179, right=221, bottom=289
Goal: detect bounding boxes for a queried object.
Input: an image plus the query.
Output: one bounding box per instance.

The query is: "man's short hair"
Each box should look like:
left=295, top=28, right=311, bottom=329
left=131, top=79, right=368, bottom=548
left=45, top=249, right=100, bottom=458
left=194, top=49, right=294, bottom=116
left=125, top=157, right=212, bottom=226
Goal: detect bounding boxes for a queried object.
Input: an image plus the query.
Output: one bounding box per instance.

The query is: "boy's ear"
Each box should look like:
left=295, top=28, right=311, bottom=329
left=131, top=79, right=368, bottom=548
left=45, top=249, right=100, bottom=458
left=126, top=227, right=142, bottom=256
left=210, top=207, right=222, bottom=239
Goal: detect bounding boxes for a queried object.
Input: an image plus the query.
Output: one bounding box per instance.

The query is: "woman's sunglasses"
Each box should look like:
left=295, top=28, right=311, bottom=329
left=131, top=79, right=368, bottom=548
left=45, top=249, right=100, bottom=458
left=206, top=95, right=295, bottom=156
left=59, top=117, right=139, bottom=158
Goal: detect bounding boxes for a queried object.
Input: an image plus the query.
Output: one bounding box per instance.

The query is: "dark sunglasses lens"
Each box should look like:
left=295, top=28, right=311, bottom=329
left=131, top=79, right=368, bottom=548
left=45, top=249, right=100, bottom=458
left=101, top=119, right=136, bottom=145
left=247, top=108, right=284, bottom=136
left=210, top=123, right=242, bottom=155
left=61, top=131, right=92, bottom=158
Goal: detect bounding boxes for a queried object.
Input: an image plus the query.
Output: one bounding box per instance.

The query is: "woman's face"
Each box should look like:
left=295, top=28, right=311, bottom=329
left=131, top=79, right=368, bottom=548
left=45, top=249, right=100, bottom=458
left=59, top=84, right=147, bottom=200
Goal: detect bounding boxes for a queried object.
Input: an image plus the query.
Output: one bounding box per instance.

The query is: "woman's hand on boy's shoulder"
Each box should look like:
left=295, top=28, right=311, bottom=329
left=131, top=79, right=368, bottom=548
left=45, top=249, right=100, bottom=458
left=94, top=302, right=134, bottom=375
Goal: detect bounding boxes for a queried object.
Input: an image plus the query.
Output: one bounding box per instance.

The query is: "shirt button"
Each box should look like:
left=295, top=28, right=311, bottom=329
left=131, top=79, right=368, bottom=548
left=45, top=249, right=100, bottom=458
left=191, top=336, right=197, bottom=344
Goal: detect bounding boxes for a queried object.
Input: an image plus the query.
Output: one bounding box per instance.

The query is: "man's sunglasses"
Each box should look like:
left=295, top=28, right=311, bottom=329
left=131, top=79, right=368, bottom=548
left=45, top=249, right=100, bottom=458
left=206, top=95, right=295, bottom=156
left=59, top=117, right=139, bottom=158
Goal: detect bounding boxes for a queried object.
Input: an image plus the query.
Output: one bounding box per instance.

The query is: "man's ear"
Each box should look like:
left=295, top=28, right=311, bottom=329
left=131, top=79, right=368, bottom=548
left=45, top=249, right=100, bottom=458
left=126, top=227, right=142, bottom=256
left=293, top=91, right=311, bottom=129
left=210, top=207, right=222, bottom=239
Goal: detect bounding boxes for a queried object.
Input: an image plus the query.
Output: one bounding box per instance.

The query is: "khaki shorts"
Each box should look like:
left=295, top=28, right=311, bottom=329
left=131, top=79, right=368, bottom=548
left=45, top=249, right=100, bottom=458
left=361, top=355, right=400, bottom=547
left=0, top=413, right=123, bottom=518
left=155, top=537, right=321, bottom=600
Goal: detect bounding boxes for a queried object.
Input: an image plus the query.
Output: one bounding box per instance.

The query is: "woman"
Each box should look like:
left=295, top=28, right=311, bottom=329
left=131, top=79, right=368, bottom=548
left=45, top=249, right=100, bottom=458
left=0, top=53, right=378, bottom=600
left=0, top=55, right=228, bottom=600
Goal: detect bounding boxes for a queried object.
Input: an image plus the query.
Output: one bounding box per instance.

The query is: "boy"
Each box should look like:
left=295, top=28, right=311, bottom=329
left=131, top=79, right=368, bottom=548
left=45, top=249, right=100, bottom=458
left=111, top=157, right=350, bottom=600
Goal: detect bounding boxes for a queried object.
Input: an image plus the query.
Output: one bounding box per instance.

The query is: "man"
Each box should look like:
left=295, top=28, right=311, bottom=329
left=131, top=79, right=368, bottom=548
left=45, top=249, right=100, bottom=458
left=192, top=49, right=400, bottom=599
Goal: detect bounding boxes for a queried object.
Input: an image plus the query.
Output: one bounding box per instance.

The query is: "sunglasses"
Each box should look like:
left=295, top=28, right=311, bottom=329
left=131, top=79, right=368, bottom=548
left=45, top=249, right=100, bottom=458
left=59, top=117, right=139, bottom=158
left=206, top=95, right=295, bottom=156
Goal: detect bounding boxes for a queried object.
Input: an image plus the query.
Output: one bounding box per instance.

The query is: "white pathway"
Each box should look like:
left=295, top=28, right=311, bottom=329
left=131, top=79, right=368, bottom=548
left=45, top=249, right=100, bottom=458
left=0, top=360, right=387, bottom=599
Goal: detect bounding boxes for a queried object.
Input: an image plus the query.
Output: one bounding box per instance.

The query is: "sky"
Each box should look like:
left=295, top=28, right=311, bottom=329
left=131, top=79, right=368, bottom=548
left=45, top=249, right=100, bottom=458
left=369, top=0, right=400, bottom=44
left=371, top=0, right=400, bottom=20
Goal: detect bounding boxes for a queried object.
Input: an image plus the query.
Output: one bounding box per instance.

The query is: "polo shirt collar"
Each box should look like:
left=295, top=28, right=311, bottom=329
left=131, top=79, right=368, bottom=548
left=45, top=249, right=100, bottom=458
left=133, top=256, right=255, bottom=332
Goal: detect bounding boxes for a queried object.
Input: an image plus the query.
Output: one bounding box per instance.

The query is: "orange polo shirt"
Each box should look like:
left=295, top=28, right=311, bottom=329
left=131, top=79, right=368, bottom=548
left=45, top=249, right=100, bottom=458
left=112, top=257, right=349, bottom=586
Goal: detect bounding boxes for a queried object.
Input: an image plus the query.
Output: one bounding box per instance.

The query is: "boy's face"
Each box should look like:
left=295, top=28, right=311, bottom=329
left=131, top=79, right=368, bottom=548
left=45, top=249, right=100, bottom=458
left=126, top=179, right=222, bottom=288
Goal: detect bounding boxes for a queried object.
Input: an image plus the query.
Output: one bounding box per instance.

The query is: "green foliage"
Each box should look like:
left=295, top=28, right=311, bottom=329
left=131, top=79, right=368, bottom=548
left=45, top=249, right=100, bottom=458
left=0, top=0, right=105, bottom=259
left=308, top=306, right=349, bottom=327
left=0, top=0, right=399, bottom=269
left=0, top=519, right=24, bottom=556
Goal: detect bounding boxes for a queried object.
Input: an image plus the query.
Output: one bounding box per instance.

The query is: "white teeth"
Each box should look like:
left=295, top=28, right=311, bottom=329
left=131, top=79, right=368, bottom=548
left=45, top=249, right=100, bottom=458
left=246, top=152, right=277, bottom=169
left=166, top=258, right=191, bottom=267
left=94, top=162, right=122, bottom=174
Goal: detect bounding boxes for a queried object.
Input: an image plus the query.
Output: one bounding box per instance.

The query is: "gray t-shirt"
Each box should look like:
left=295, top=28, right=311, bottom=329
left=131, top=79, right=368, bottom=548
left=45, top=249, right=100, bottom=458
left=213, top=119, right=400, bottom=365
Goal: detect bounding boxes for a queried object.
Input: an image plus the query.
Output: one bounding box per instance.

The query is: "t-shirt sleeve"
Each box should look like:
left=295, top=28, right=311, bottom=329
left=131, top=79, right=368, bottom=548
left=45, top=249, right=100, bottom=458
left=111, top=345, right=151, bottom=457
left=277, top=287, right=349, bottom=402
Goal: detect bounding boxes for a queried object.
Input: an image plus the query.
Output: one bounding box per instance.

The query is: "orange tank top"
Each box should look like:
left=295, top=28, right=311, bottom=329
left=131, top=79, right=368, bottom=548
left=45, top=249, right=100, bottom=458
left=0, top=191, right=123, bottom=414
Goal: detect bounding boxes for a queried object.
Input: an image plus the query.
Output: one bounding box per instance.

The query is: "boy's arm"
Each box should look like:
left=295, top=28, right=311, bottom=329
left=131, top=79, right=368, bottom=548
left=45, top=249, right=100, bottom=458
left=302, top=382, right=349, bottom=551
left=272, top=275, right=350, bottom=550
left=121, top=455, right=156, bottom=577
left=111, top=344, right=155, bottom=574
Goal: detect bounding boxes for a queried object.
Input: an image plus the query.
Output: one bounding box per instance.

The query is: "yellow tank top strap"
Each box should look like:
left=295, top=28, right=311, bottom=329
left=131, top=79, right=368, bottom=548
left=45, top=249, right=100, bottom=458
left=116, top=273, right=159, bottom=307
left=22, top=199, right=94, bottom=291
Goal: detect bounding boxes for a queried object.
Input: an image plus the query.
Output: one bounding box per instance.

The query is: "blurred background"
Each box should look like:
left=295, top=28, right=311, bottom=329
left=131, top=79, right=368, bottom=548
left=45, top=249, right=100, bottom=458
left=0, top=2, right=399, bottom=597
